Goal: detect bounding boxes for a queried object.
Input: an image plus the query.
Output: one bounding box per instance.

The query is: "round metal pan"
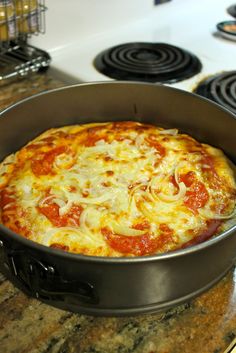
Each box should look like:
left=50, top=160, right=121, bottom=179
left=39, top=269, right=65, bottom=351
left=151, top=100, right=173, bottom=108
left=0, top=82, right=235, bottom=316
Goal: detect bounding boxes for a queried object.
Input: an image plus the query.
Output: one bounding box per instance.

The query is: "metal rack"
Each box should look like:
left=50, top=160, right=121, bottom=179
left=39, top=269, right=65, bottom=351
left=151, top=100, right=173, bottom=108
left=0, top=0, right=50, bottom=85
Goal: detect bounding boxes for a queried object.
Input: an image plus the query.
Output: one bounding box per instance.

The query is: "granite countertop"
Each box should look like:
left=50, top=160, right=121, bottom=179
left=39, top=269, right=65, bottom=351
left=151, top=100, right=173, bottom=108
left=0, top=72, right=236, bottom=353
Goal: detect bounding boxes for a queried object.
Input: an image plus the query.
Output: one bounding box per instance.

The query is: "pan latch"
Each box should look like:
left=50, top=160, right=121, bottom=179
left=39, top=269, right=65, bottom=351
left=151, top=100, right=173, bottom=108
left=4, top=249, right=99, bottom=305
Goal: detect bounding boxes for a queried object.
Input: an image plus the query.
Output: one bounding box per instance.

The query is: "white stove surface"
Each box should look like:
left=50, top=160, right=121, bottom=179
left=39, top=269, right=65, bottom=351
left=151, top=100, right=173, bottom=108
left=37, top=0, right=235, bottom=91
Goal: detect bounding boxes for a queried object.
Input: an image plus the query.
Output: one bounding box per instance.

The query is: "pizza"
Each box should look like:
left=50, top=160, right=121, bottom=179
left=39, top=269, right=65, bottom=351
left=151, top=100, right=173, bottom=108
left=0, top=121, right=235, bottom=257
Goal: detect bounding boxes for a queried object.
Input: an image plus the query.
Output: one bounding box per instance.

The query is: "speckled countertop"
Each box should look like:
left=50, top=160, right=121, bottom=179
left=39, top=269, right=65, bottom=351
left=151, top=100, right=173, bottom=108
left=0, top=72, right=236, bottom=353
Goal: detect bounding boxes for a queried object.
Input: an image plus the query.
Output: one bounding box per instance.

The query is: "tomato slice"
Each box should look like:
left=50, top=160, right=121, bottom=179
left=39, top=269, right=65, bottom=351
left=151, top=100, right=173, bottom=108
left=31, top=146, right=67, bottom=176
left=38, top=201, right=83, bottom=227
left=184, top=181, right=209, bottom=212
left=102, top=224, right=173, bottom=256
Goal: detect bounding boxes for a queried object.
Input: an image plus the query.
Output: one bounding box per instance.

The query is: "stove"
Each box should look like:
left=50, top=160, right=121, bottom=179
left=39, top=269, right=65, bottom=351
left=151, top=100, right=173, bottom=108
left=30, top=0, right=236, bottom=111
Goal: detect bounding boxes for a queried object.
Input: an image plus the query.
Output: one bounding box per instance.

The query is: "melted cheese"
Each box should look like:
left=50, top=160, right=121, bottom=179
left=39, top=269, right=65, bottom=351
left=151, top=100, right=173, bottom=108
left=0, top=121, right=235, bottom=257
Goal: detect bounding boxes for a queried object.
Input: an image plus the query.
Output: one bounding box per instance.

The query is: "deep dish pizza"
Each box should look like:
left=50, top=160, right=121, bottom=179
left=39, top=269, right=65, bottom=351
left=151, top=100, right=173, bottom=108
left=0, top=121, right=235, bottom=257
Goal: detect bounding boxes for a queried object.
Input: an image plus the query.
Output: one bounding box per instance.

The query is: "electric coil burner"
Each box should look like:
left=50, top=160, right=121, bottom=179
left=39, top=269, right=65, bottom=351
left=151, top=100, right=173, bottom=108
left=94, top=42, right=202, bottom=83
left=194, top=71, right=236, bottom=115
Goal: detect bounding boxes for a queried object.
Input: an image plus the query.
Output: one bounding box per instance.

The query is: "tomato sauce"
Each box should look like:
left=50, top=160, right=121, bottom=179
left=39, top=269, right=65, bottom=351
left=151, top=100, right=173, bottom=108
left=0, top=192, right=31, bottom=237
left=102, top=224, right=173, bottom=256
left=38, top=201, right=83, bottom=227
left=170, top=172, right=209, bottom=212
left=132, top=220, right=150, bottom=230
left=0, top=189, right=15, bottom=208
left=83, top=126, right=108, bottom=147
left=184, top=181, right=209, bottom=212
left=179, top=171, right=195, bottom=187
left=8, top=219, right=31, bottom=237
left=201, top=153, right=222, bottom=189
left=146, top=135, right=166, bottom=157
left=31, top=146, right=67, bottom=176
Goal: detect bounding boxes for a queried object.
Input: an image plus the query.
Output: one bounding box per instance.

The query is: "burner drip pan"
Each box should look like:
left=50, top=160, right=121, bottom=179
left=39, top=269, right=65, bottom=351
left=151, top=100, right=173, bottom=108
left=94, top=42, right=202, bottom=83
left=194, top=71, right=236, bottom=115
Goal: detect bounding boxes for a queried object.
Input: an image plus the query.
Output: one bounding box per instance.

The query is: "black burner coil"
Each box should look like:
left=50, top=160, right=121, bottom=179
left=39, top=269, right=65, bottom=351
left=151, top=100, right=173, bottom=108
left=94, top=42, right=202, bottom=83
left=194, top=71, right=236, bottom=115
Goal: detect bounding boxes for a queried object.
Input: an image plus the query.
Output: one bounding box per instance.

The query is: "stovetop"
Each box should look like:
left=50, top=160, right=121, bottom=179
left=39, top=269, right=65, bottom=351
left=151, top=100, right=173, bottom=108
left=35, top=0, right=236, bottom=95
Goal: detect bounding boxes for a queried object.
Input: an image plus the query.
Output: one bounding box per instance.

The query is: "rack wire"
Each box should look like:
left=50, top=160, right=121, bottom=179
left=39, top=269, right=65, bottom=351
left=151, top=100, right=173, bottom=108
left=0, top=0, right=50, bottom=85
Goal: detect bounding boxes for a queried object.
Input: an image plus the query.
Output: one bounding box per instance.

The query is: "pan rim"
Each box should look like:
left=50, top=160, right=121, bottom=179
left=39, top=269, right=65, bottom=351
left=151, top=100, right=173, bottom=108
left=0, top=80, right=235, bottom=264
left=0, top=80, right=236, bottom=119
